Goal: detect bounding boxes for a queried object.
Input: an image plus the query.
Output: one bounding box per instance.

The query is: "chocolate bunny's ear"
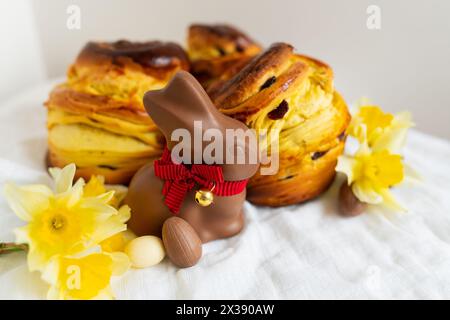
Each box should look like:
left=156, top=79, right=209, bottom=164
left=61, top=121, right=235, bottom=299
left=143, top=71, right=218, bottom=119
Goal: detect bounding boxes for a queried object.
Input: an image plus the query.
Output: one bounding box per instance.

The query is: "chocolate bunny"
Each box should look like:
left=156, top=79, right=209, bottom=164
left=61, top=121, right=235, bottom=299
left=125, top=71, right=259, bottom=267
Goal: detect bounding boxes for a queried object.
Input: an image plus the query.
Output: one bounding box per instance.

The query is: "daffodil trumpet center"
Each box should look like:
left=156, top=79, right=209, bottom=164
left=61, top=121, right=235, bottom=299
left=50, top=214, right=66, bottom=231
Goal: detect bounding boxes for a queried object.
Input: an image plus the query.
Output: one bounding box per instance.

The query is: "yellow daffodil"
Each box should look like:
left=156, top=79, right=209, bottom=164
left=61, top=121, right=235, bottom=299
left=84, top=175, right=128, bottom=209
left=42, top=251, right=130, bottom=300
left=100, top=232, right=126, bottom=253
left=83, top=175, right=132, bottom=253
left=100, top=230, right=137, bottom=253
left=348, top=105, right=414, bottom=153
left=3, top=164, right=130, bottom=272
left=336, top=143, right=405, bottom=211
left=83, top=175, right=106, bottom=198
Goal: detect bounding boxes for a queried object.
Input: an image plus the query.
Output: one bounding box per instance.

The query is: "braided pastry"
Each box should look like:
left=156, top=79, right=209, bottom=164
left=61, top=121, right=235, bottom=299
left=187, top=24, right=261, bottom=93
left=46, top=40, right=189, bottom=184
left=212, top=43, right=351, bottom=206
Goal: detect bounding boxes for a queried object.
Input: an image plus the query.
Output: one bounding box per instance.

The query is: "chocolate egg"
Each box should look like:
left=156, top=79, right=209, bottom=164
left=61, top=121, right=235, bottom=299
left=338, top=182, right=367, bottom=217
left=162, top=217, right=202, bottom=268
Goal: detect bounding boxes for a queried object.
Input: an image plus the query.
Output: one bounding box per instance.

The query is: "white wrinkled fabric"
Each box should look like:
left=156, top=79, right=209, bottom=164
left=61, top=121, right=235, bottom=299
left=1, top=82, right=450, bottom=299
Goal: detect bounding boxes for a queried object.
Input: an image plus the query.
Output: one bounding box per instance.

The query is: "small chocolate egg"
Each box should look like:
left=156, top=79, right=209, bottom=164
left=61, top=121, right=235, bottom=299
left=162, top=217, right=202, bottom=268
left=338, top=182, right=367, bottom=217
left=124, top=235, right=165, bottom=268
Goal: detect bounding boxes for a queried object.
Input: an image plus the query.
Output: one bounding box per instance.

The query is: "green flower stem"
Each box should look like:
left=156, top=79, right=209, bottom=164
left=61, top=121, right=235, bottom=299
left=0, top=242, right=28, bottom=255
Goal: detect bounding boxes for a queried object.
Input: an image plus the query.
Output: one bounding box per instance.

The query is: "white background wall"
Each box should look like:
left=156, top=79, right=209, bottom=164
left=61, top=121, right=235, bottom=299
left=3, top=0, right=450, bottom=139
left=0, top=1, right=45, bottom=99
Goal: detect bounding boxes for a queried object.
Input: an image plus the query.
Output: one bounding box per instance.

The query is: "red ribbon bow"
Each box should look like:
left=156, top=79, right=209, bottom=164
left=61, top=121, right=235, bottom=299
left=154, top=147, right=248, bottom=214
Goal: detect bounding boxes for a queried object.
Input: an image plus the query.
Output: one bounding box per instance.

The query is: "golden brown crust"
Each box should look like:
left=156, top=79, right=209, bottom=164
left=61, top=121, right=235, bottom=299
left=212, top=43, right=294, bottom=107
left=204, top=57, right=253, bottom=97
left=219, top=60, right=309, bottom=122
left=247, top=141, right=345, bottom=206
left=75, top=40, right=190, bottom=79
left=45, top=40, right=187, bottom=183
left=191, top=55, right=254, bottom=91
left=46, top=86, right=154, bottom=126
left=47, top=150, right=157, bottom=185
left=248, top=91, right=350, bottom=206
left=188, top=24, right=258, bottom=54
left=187, top=24, right=261, bottom=90
left=65, top=40, right=190, bottom=111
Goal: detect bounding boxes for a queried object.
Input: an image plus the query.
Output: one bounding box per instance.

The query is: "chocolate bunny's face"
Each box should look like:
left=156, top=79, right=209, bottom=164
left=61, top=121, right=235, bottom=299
left=143, top=71, right=259, bottom=180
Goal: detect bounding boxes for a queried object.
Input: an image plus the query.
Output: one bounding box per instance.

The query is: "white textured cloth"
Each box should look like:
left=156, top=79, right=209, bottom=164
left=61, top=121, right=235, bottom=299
left=1, top=81, right=450, bottom=300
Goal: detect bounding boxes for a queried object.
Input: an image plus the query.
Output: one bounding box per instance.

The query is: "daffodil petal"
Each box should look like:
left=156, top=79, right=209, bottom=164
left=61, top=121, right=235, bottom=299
left=336, top=156, right=357, bottom=184
left=91, top=215, right=128, bottom=244
left=58, top=178, right=85, bottom=207
left=355, top=141, right=371, bottom=156
left=92, top=287, right=115, bottom=300
left=41, top=257, right=60, bottom=286
left=100, top=233, right=126, bottom=253
left=110, top=252, right=130, bottom=276
left=3, top=184, right=52, bottom=221
left=402, top=163, right=422, bottom=185
left=14, top=225, right=30, bottom=244
left=91, top=190, right=115, bottom=204
left=394, top=111, right=414, bottom=127
left=355, top=97, right=372, bottom=108
left=105, top=184, right=128, bottom=208
left=117, top=205, right=131, bottom=223
left=46, top=286, right=61, bottom=300
left=378, top=188, right=406, bottom=212
left=348, top=122, right=367, bottom=143
left=42, top=256, right=116, bottom=300
left=370, top=111, right=413, bottom=153
left=83, top=175, right=106, bottom=198
left=372, top=127, right=408, bottom=153
left=352, top=181, right=383, bottom=204
left=27, top=247, right=49, bottom=272
left=49, top=164, right=76, bottom=194
left=80, top=200, right=117, bottom=220
left=59, top=253, right=116, bottom=300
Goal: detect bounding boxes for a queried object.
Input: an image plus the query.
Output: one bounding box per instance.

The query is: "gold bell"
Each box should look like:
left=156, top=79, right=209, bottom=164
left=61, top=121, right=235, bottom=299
left=195, top=187, right=214, bottom=207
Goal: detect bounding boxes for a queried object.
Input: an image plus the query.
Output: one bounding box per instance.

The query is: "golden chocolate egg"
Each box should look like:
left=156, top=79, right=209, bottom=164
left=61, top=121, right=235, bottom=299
left=195, top=188, right=214, bottom=206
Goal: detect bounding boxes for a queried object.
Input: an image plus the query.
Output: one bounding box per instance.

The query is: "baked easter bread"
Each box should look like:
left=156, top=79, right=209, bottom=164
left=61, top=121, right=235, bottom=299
left=212, top=43, right=351, bottom=206
left=187, top=24, right=261, bottom=93
left=46, top=40, right=189, bottom=183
